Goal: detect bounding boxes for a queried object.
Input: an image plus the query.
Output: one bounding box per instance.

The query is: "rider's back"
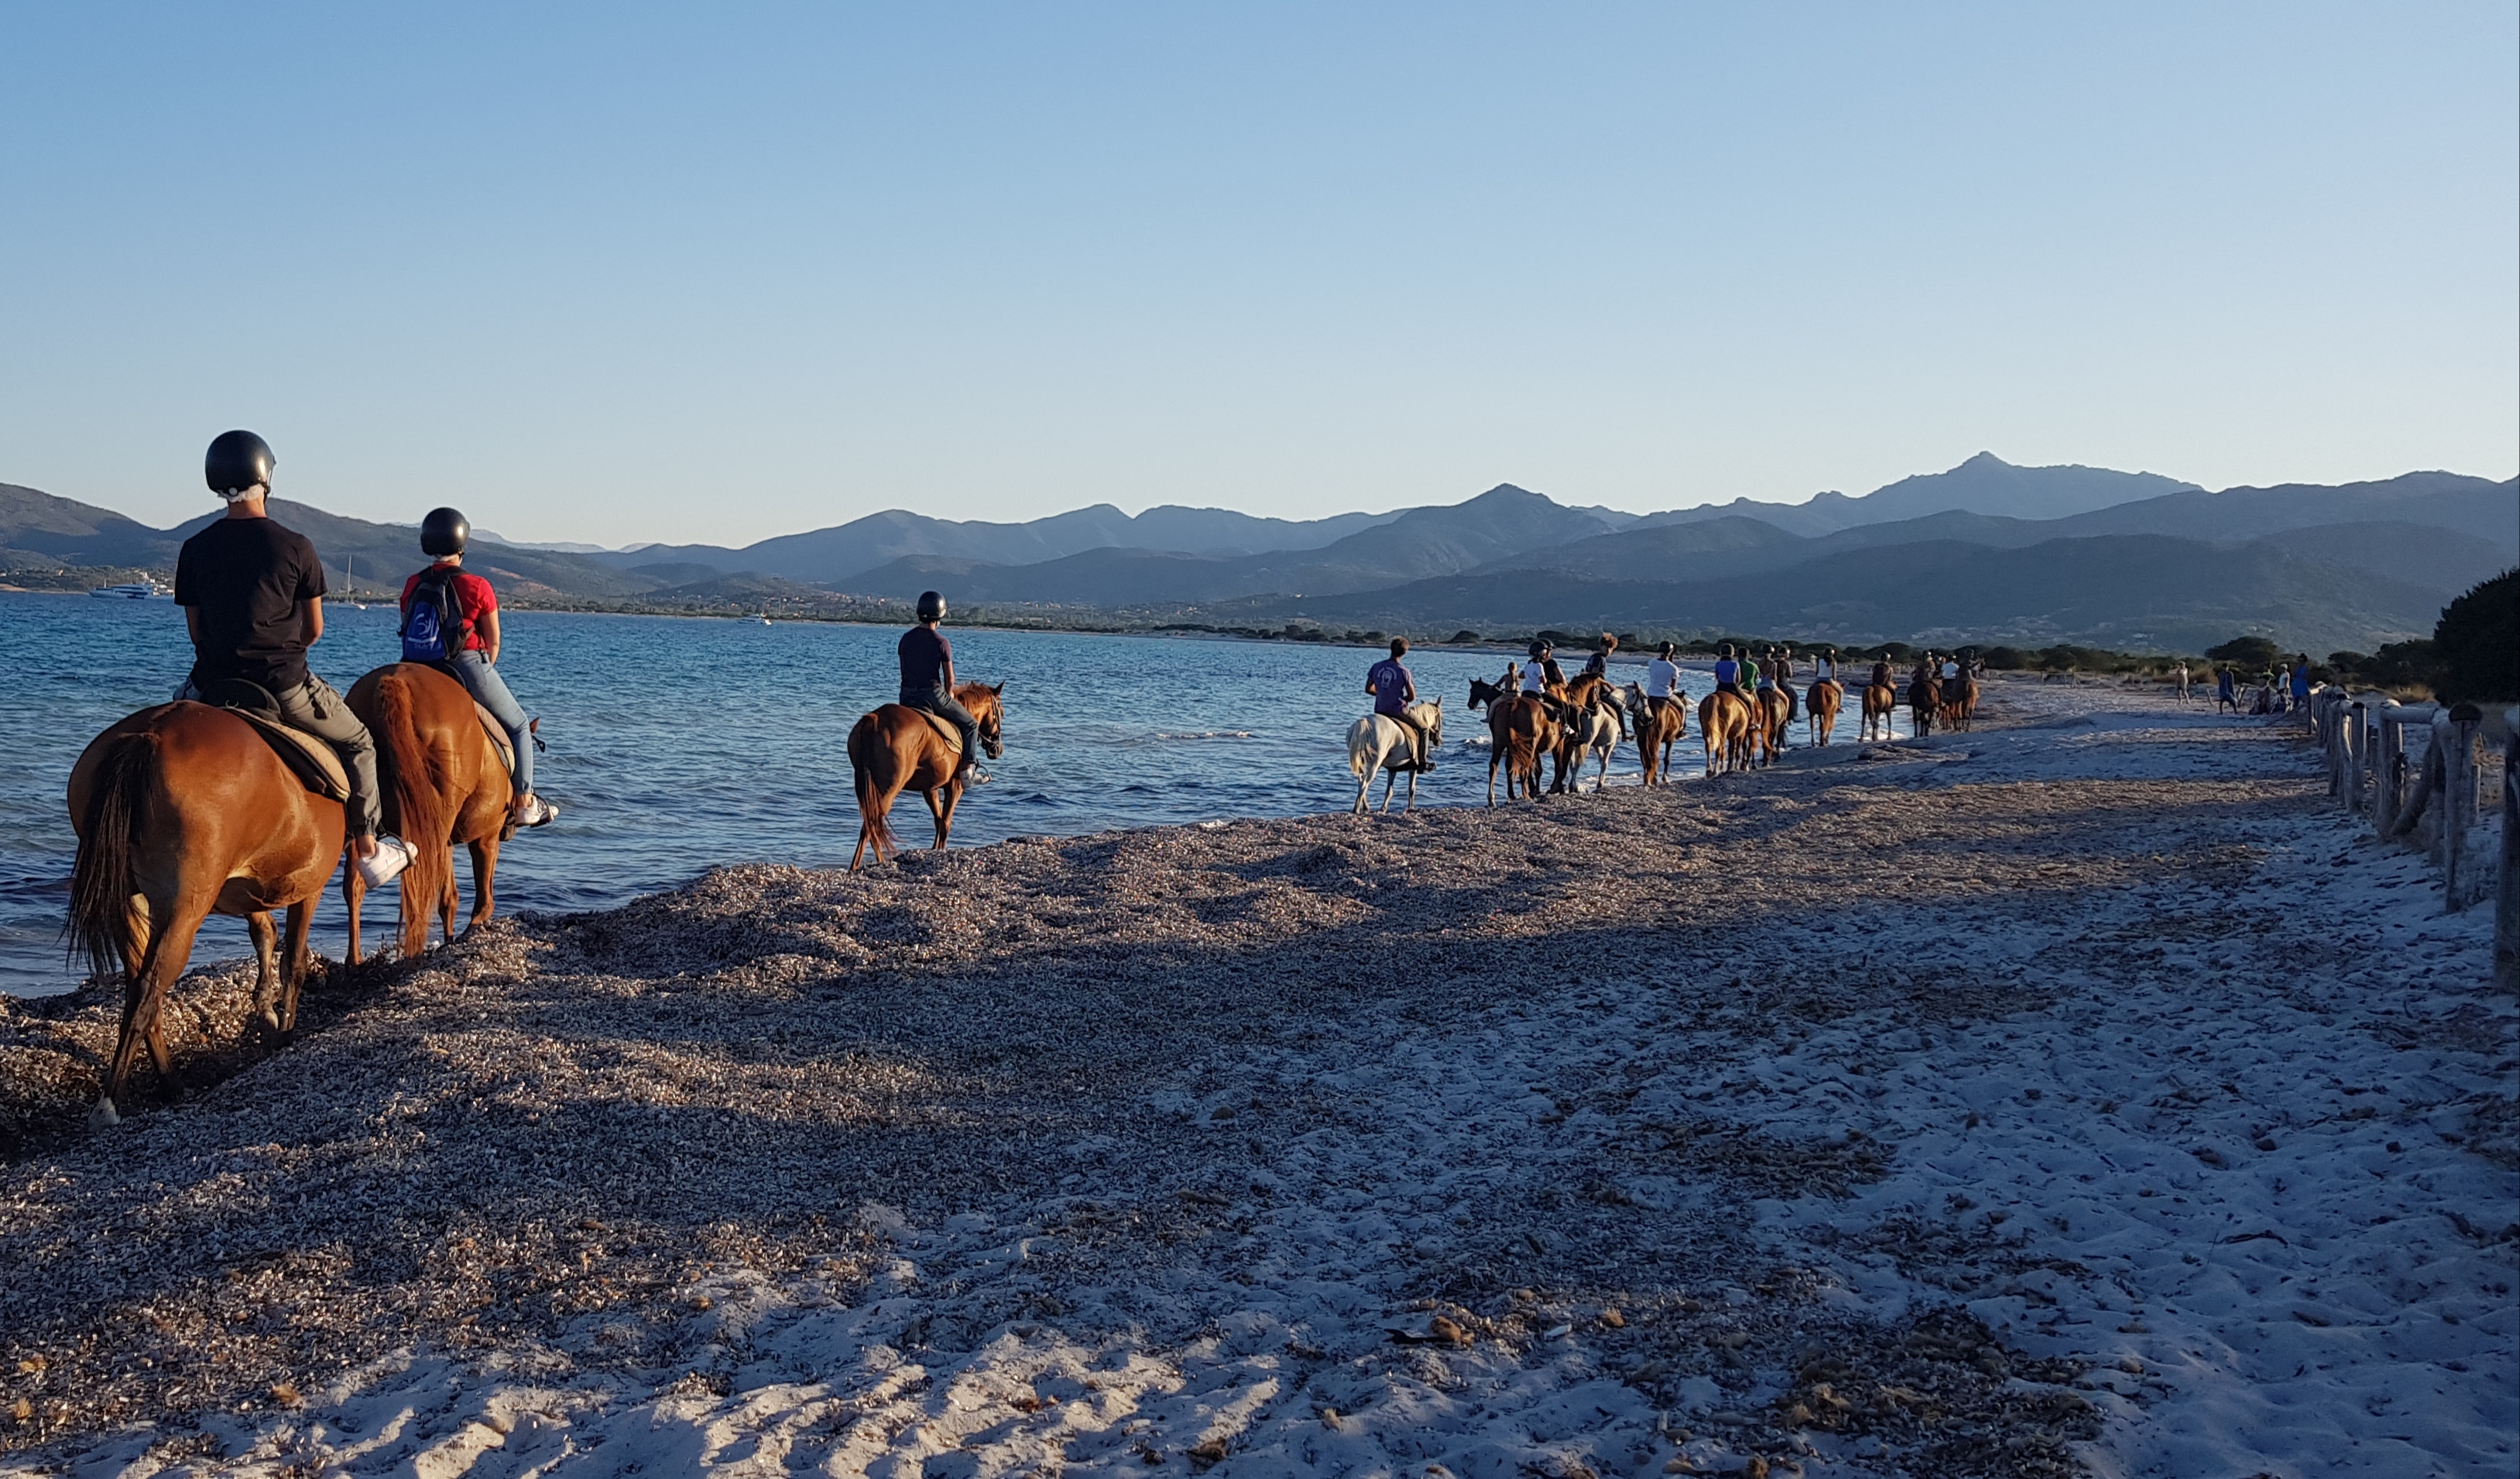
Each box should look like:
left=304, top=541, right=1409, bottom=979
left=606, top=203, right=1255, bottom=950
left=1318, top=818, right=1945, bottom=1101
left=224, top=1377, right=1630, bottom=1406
left=174, top=517, right=323, bottom=688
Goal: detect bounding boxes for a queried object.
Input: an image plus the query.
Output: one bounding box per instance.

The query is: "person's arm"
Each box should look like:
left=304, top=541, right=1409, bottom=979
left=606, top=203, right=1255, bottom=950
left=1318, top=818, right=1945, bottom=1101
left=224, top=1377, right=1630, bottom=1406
left=480, top=607, right=502, bottom=664
left=941, top=651, right=958, bottom=691
left=1402, top=674, right=1416, bottom=704
left=305, top=596, right=324, bottom=646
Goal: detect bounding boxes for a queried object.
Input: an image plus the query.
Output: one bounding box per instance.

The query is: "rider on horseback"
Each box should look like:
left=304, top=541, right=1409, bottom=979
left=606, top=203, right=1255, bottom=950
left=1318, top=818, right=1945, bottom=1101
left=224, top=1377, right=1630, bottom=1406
left=399, top=508, right=559, bottom=829
left=901, top=592, right=983, bottom=786
left=1643, top=641, right=1683, bottom=719
left=1365, top=637, right=1432, bottom=772
left=1520, top=638, right=1576, bottom=729
left=175, top=431, right=410, bottom=886
left=1713, top=643, right=1743, bottom=699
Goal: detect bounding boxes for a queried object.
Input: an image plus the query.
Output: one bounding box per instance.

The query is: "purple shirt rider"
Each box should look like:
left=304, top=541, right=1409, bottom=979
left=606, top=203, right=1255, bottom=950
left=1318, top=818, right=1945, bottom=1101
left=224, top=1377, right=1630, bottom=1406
left=1367, top=657, right=1415, bottom=716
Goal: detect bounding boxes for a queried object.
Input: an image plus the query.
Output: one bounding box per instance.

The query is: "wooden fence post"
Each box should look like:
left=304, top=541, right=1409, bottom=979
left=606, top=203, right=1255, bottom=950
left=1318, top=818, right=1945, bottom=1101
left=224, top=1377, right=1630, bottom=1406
left=2439, top=707, right=2478, bottom=909
left=2497, top=706, right=2518, bottom=988
left=2376, top=708, right=2407, bottom=838
left=2344, top=700, right=2367, bottom=816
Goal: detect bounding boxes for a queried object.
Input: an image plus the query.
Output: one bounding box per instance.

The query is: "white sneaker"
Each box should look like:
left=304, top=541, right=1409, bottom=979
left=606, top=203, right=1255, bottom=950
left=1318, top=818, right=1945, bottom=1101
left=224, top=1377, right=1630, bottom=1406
left=513, top=797, right=560, bottom=828
left=356, top=836, right=416, bottom=888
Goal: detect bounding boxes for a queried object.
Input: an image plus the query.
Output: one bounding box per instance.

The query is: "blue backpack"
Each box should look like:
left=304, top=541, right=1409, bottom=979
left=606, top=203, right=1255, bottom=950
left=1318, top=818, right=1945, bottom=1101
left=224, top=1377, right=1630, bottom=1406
left=400, top=568, right=471, bottom=664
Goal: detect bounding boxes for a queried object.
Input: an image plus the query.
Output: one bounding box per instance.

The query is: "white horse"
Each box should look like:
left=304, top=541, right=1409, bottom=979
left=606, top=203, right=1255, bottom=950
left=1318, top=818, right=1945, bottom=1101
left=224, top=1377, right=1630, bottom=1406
left=1557, top=694, right=1622, bottom=794
left=1348, top=699, right=1444, bottom=813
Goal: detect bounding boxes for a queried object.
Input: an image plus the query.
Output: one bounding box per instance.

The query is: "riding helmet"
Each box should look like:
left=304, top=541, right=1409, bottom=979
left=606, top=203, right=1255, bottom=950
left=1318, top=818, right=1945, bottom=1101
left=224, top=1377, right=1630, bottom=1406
left=420, top=507, right=471, bottom=557
left=1527, top=639, right=1548, bottom=659
left=917, top=591, right=947, bottom=622
left=204, top=430, right=276, bottom=499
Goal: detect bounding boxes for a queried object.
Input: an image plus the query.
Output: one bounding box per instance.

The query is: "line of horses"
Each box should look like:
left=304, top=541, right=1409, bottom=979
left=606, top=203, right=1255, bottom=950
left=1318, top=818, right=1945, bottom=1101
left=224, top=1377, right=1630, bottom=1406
left=64, top=666, right=1009, bottom=1124
left=1346, top=661, right=1981, bottom=812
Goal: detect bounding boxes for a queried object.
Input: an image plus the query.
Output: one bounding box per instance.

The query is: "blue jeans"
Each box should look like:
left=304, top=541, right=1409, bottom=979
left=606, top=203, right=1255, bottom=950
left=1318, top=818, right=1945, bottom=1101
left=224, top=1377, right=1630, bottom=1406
left=451, top=650, right=533, bottom=798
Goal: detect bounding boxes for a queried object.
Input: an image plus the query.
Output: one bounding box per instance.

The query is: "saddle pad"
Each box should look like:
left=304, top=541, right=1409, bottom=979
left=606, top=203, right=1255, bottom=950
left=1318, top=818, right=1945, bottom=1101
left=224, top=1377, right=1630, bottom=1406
left=228, top=709, right=351, bottom=802
left=913, top=708, right=964, bottom=755
left=475, top=703, right=516, bottom=775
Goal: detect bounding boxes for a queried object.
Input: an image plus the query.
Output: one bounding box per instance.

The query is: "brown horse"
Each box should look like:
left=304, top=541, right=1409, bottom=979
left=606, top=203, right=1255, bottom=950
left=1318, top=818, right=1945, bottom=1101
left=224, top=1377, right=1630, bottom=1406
left=1908, top=673, right=1940, bottom=738
left=1623, top=683, right=1689, bottom=785
left=1806, top=679, right=1843, bottom=747
left=1861, top=680, right=1900, bottom=741
left=849, top=682, right=1005, bottom=870
left=1494, top=694, right=1559, bottom=803
left=1938, top=677, right=1981, bottom=733
left=345, top=663, right=513, bottom=965
left=67, top=703, right=345, bottom=1123
left=1754, top=687, right=1793, bottom=765
left=1699, top=689, right=1757, bottom=776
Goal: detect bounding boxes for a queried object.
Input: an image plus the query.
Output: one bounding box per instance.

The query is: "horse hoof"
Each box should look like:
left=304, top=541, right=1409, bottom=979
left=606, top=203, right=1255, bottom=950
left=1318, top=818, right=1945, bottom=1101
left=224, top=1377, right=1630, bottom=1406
left=258, top=1008, right=283, bottom=1035
left=88, top=1098, right=121, bottom=1128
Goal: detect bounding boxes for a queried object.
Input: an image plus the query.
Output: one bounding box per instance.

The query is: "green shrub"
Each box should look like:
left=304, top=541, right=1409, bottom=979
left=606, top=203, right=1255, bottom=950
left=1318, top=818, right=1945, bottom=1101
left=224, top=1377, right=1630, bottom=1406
left=2433, top=569, right=2516, bottom=705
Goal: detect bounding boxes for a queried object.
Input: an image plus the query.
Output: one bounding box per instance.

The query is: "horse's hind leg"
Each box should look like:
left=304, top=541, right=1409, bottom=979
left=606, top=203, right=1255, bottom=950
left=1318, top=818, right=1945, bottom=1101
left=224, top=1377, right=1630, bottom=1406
left=926, top=784, right=955, bottom=850
left=98, top=901, right=204, bottom=1123
left=439, top=848, right=460, bottom=947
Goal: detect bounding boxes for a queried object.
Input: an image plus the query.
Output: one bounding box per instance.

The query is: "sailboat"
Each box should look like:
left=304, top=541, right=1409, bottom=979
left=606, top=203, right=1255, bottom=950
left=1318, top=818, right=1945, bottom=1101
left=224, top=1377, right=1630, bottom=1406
left=342, top=554, right=367, bottom=609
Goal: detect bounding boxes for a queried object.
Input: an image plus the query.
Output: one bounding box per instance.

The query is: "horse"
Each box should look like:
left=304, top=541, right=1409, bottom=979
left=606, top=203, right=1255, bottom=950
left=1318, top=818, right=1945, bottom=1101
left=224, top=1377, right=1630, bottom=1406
left=1754, top=686, right=1793, bottom=765
left=1860, top=680, right=1900, bottom=742
left=1493, top=694, right=1559, bottom=804
left=66, top=702, right=345, bottom=1124
left=343, top=662, right=513, bottom=965
left=1805, top=678, right=1843, bottom=747
left=1699, top=689, right=1758, bottom=776
left=1348, top=699, right=1443, bottom=814
left=1937, top=676, right=1980, bottom=733
left=1908, top=673, right=1939, bottom=738
left=848, top=682, right=1005, bottom=870
left=1554, top=693, right=1622, bottom=794
left=1473, top=667, right=1527, bottom=805
left=1623, top=682, right=1689, bottom=785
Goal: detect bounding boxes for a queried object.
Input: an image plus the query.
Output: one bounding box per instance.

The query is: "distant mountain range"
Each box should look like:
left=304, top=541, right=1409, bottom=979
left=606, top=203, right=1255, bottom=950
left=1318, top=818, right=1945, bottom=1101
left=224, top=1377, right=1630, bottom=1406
left=4, top=454, right=2511, bottom=655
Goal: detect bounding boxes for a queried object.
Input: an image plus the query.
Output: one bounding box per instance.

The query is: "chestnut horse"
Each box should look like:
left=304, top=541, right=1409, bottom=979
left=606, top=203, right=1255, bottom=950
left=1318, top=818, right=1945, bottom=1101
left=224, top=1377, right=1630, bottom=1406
left=1623, top=683, right=1689, bottom=785
left=1699, top=689, right=1758, bottom=776
left=849, top=682, right=1005, bottom=870
left=1938, top=676, right=1981, bottom=733
left=1908, top=672, right=1940, bottom=738
left=1754, top=687, right=1793, bottom=766
left=1861, top=680, right=1900, bottom=741
left=345, top=663, right=513, bottom=965
left=1493, top=694, right=1559, bottom=804
left=67, top=703, right=344, bottom=1124
left=1805, top=679, right=1843, bottom=747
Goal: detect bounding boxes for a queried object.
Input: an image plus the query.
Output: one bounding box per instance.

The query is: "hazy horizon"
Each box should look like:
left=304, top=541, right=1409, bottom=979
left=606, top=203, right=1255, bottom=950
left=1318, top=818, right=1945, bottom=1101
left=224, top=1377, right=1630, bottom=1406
left=3, top=5, right=2512, bottom=545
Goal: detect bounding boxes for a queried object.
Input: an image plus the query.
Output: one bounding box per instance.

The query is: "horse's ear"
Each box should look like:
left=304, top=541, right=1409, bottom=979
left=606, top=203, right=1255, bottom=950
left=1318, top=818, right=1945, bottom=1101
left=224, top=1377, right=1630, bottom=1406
left=991, top=681, right=1005, bottom=695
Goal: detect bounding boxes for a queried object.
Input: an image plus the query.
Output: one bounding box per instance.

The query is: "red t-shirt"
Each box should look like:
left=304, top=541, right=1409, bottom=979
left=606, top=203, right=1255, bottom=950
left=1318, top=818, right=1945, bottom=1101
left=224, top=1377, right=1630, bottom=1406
left=400, top=566, right=498, bottom=653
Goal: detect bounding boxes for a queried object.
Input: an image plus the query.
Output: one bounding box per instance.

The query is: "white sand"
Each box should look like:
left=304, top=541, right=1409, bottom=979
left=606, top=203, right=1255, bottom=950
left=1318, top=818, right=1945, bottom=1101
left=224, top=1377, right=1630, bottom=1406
left=2, top=681, right=2510, bottom=1478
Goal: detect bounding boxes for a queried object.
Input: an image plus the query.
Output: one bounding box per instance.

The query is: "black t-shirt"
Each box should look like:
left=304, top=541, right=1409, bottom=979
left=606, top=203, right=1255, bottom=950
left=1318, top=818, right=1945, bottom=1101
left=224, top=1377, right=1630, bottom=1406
left=898, top=625, right=951, bottom=691
left=174, top=516, right=326, bottom=689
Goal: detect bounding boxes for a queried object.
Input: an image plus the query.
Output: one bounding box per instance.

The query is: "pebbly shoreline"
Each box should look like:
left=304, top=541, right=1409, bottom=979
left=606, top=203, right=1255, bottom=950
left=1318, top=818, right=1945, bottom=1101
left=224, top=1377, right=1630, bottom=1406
left=1, top=682, right=2510, bottom=1477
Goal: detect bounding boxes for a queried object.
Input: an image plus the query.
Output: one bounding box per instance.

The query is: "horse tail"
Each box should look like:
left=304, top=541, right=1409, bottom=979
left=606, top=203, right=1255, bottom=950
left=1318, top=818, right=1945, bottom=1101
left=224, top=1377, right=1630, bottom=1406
left=849, top=714, right=897, bottom=858
left=373, top=670, right=451, bottom=959
left=67, top=729, right=158, bottom=986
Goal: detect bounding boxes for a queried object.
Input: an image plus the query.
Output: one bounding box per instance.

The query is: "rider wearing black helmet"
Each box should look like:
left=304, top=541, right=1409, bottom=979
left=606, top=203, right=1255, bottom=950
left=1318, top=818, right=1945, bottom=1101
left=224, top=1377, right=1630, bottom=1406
left=399, top=507, right=558, bottom=828
left=900, top=592, right=982, bottom=784
left=175, top=431, right=409, bottom=884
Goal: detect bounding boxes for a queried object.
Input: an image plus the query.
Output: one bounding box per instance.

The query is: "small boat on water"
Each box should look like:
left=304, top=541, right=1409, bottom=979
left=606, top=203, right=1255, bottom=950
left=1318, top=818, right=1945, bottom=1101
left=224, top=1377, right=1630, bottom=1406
left=89, top=581, right=174, bottom=601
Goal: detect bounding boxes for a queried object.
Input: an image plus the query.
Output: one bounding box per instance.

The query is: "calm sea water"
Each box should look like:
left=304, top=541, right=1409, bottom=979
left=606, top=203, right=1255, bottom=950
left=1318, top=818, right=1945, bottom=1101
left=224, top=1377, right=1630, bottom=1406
left=0, top=590, right=1798, bottom=996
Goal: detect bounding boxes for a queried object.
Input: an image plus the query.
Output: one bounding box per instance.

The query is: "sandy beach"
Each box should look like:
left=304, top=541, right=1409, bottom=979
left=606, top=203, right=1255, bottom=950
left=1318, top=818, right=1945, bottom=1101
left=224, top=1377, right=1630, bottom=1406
left=0, top=679, right=2510, bottom=1478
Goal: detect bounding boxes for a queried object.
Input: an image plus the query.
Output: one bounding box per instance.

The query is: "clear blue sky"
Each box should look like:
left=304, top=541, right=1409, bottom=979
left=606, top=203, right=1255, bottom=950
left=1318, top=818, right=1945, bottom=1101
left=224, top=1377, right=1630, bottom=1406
left=3, top=3, right=2511, bottom=545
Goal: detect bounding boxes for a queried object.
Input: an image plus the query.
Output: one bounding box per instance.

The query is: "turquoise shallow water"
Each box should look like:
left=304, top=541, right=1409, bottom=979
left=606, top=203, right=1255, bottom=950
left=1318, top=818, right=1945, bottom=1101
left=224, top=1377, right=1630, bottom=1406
left=0, top=589, right=1764, bottom=995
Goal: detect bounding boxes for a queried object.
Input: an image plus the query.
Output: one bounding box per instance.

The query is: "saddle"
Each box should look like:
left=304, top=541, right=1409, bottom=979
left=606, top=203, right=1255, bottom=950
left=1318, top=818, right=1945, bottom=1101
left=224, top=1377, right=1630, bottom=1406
left=197, top=679, right=351, bottom=803
left=910, top=707, right=964, bottom=756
